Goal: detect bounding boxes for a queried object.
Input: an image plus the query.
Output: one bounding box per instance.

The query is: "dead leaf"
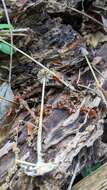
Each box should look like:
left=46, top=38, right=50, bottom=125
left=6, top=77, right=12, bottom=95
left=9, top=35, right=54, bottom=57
left=91, top=56, right=102, bottom=65
left=85, top=32, right=107, bottom=48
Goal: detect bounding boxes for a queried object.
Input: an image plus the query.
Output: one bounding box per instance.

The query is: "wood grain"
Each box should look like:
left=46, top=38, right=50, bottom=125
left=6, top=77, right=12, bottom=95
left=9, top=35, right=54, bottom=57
left=73, top=162, right=107, bottom=190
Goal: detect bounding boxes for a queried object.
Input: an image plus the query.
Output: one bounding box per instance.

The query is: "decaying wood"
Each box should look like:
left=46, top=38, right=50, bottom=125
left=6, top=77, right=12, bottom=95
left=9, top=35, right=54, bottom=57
left=0, top=0, right=107, bottom=190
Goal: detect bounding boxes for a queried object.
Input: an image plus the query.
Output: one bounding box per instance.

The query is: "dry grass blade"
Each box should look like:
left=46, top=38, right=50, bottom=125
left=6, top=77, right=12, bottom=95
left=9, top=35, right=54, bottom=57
left=68, top=7, right=107, bottom=29
left=19, top=98, right=36, bottom=120
left=84, top=55, right=100, bottom=87
left=95, top=5, right=107, bottom=11
left=93, top=65, right=106, bottom=80
left=1, top=0, right=13, bottom=83
left=82, top=53, right=107, bottom=106
left=0, top=95, right=16, bottom=104
left=16, top=159, right=37, bottom=167
left=78, top=84, right=99, bottom=95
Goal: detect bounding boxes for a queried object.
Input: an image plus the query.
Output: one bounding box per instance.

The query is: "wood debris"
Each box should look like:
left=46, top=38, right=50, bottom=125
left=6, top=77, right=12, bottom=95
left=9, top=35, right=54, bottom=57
left=0, top=0, right=107, bottom=190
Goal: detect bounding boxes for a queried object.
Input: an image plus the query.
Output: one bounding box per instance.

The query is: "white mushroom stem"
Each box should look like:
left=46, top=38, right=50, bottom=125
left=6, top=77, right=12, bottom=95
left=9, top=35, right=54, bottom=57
left=37, top=77, right=46, bottom=163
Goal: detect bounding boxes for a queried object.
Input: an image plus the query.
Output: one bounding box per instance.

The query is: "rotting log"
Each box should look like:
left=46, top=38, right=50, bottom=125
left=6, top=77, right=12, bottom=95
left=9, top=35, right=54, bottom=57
left=0, top=1, right=107, bottom=190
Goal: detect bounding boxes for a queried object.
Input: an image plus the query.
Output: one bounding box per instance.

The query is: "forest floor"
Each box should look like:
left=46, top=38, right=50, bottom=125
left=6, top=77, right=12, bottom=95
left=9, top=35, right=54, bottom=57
left=0, top=0, right=107, bottom=190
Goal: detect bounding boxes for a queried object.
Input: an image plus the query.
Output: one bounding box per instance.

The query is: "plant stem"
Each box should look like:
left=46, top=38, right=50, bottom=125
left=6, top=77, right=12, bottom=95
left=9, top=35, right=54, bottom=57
left=1, top=0, right=13, bottom=83
left=16, top=159, right=37, bottom=167
left=85, top=55, right=100, bottom=87
left=84, top=55, right=107, bottom=106
left=37, top=77, right=46, bottom=163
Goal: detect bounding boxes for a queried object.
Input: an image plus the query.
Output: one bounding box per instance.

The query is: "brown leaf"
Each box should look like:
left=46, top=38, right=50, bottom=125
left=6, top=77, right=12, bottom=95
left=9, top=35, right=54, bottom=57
left=85, top=32, right=107, bottom=48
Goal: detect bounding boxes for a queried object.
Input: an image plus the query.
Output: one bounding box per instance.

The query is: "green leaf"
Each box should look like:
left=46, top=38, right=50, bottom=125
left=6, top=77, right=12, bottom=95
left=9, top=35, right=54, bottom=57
left=0, top=24, right=13, bottom=30
left=0, top=42, right=15, bottom=55
left=81, top=162, right=102, bottom=178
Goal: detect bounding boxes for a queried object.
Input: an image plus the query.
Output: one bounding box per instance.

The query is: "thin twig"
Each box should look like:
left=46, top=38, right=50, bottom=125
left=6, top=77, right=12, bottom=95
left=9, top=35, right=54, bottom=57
left=0, top=28, right=29, bottom=32
left=1, top=0, right=13, bottom=83
left=0, top=33, right=27, bottom=37
left=0, top=95, right=17, bottom=104
left=95, top=5, right=107, bottom=11
left=37, top=77, right=46, bottom=163
left=68, top=6, right=107, bottom=29
left=93, top=65, right=106, bottom=80
left=19, top=98, right=36, bottom=120
left=78, top=84, right=99, bottom=94
left=77, top=69, right=81, bottom=84
left=84, top=55, right=100, bottom=87
left=0, top=39, right=75, bottom=91
left=83, top=54, right=107, bottom=106
left=0, top=28, right=29, bottom=37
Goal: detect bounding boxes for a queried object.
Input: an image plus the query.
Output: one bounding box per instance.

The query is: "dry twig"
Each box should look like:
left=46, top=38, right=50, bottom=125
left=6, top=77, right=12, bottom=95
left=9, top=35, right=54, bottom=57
left=68, top=6, right=107, bottom=29
left=81, top=48, right=107, bottom=106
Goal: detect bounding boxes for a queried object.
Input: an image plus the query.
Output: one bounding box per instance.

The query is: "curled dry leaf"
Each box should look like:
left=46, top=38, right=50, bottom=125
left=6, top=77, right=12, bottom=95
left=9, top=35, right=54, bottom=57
left=85, top=32, right=107, bottom=48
